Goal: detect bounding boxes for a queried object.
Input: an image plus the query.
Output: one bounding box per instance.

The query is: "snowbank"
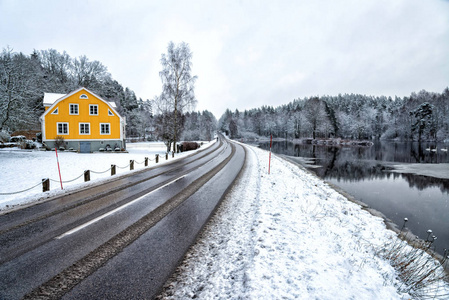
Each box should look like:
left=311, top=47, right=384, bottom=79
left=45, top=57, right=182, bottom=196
left=157, top=144, right=449, bottom=299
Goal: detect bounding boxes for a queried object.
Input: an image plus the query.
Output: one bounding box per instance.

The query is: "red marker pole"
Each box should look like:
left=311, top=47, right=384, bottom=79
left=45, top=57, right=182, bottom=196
left=268, top=134, right=272, bottom=174
left=55, top=148, right=63, bottom=190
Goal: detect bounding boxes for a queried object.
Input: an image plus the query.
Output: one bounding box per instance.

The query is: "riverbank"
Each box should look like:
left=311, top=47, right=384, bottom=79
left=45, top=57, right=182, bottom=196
left=156, top=143, right=449, bottom=299
left=282, top=155, right=449, bottom=274
left=243, top=136, right=374, bottom=147
left=258, top=139, right=449, bottom=256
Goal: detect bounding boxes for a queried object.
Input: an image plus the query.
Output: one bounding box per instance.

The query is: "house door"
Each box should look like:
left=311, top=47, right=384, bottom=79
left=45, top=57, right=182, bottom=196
left=80, top=142, right=91, bottom=153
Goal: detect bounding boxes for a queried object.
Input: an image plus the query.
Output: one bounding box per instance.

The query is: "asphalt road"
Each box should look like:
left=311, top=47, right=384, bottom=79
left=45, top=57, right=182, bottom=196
left=0, top=136, right=246, bottom=300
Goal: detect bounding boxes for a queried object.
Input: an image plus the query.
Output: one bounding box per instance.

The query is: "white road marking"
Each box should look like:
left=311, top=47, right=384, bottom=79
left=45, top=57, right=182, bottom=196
left=56, top=174, right=187, bottom=239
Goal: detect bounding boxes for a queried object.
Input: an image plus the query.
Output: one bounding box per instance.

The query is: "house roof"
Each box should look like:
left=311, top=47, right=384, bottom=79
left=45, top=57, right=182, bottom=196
left=43, top=93, right=66, bottom=107
left=42, top=89, right=117, bottom=109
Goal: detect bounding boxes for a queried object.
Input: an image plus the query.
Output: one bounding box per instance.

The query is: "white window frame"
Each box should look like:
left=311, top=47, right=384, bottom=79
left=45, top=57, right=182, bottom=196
left=69, top=103, right=79, bottom=115
left=108, top=109, right=114, bottom=116
left=57, top=122, right=69, bottom=135
left=51, top=107, right=59, bottom=114
left=80, top=94, right=88, bottom=99
left=100, top=123, right=110, bottom=135
left=79, top=123, right=90, bottom=135
left=89, top=104, right=99, bottom=116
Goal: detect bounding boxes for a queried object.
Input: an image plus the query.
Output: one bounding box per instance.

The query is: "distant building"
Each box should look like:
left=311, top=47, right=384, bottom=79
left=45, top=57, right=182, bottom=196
left=40, top=87, right=126, bottom=153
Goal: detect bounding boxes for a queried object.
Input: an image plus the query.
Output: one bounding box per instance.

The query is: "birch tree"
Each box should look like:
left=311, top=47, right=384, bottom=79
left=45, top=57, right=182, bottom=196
left=157, top=41, right=197, bottom=151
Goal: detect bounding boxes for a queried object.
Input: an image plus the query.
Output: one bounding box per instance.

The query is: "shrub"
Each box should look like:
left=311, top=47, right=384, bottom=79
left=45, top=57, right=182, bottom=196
left=54, top=136, right=65, bottom=150
left=378, top=218, right=449, bottom=299
left=0, top=131, right=10, bottom=143
left=181, top=142, right=200, bottom=152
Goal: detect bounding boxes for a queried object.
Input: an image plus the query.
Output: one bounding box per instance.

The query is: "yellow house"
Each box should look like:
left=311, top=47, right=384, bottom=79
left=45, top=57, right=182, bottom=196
left=40, top=87, right=126, bottom=153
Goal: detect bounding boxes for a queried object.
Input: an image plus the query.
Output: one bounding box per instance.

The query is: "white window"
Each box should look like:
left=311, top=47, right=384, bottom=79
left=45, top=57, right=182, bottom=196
left=80, top=94, right=88, bottom=99
left=69, top=104, right=79, bottom=115
left=57, top=122, right=69, bottom=135
left=108, top=109, right=114, bottom=116
left=89, top=105, right=98, bottom=115
left=79, top=123, right=90, bottom=135
left=100, top=123, right=110, bottom=135
left=51, top=107, right=59, bottom=114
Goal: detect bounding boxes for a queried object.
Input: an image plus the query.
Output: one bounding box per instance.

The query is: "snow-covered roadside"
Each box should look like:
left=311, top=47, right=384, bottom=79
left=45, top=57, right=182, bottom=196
left=0, top=141, right=214, bottom=211
left=157, top=144, right=449, bottom=299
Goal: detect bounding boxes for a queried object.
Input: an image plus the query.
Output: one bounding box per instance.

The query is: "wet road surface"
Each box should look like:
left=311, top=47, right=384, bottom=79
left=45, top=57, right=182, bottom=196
left=0, top=136, right=246, bottom=299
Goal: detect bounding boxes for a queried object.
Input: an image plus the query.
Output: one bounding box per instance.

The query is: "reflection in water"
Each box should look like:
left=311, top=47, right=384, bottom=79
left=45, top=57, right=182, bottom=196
left=258, top=140, right=449, bottom=255
left=261, top=141, right=449, bottom=193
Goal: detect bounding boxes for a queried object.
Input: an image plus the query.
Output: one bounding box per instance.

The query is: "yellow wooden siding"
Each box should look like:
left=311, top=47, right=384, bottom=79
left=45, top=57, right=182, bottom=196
left=44, top=90, right=121, bottom=140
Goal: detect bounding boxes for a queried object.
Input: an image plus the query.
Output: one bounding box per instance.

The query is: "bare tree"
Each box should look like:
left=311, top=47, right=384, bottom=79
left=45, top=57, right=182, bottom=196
left=303, top=97, right=331, bottom=139
left=72, top=55, right=109, bottom=89
left=0, top=47, right=41, bottom=132
left=39, top=49, right=72, bottom=86
left=157, top=41, right=197, bottom=151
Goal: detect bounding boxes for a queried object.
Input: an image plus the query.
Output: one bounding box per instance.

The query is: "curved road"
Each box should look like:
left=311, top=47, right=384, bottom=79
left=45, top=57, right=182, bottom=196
left=0, top=136, right=246, bottom=299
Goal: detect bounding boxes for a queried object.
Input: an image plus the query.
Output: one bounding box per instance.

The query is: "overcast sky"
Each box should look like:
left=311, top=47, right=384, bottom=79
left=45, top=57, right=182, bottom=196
left=1, top=0, right=448, bottom=118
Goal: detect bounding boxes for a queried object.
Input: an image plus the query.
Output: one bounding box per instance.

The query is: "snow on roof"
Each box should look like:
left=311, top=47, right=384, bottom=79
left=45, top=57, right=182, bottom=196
left=43, top=91, right=117, bottom=109
left=43, top=93, right=66, bottom=107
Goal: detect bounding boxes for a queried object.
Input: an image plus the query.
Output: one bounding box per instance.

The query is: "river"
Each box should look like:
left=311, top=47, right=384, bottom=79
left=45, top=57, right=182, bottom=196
left=258, top=140, right=449, bottom=255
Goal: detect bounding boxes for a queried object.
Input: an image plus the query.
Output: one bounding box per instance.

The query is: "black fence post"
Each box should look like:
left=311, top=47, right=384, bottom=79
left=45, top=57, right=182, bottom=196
left=84, top=170, right=90, bottom=182
left=172, top=151, right=175, bottom=158
left=166, top=153, right=168, bottom=160
left=130, top=160, right=134, bottom=170
left=156, top=154, right=159, bottom=163
left=145, top=157, right=148, bottom=167
left=111, top=164, right=116, bottom=176
left=42, top=178, right=50, bottom=192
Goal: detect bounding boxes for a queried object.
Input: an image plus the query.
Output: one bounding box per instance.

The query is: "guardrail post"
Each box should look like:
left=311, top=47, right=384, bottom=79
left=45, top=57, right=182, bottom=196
left=166, top=153, right=168, bottom=160
left=84, top=170, right=90, bottom=182
left=130, top=160, right=134, bottom=170
left=145, top=157, right=148, bottom=167
left=155, top=154, right=159, bottom=163
left=111, top=164, right=116, bottom=176
left=42, top=178, right=50, bottom=192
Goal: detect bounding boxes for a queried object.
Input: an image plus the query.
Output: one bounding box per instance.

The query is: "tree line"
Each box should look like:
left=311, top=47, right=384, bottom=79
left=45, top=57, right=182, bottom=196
left=0, top=46, right=216, bottom=143
left=219, top=89, right=449, bottom=142
left=3, top=45, right=447, bottom=144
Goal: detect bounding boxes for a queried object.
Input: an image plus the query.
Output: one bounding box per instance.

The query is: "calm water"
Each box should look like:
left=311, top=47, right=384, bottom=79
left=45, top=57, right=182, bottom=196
left=258, top=141, right=449, bottom=254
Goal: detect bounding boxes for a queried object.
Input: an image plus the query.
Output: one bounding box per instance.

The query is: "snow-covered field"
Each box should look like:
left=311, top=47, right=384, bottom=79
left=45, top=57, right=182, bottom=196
left=0, top=142, right=213, bottom=210
left=157, top=144, right=449, bottom=300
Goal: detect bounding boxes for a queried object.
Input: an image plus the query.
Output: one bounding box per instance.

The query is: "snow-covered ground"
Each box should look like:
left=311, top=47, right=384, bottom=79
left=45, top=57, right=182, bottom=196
left=1, top=141, right=448, bottom=299
left=156, top=144, right=449, bottom=300
left=0, top=141, right=213, bottom=210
